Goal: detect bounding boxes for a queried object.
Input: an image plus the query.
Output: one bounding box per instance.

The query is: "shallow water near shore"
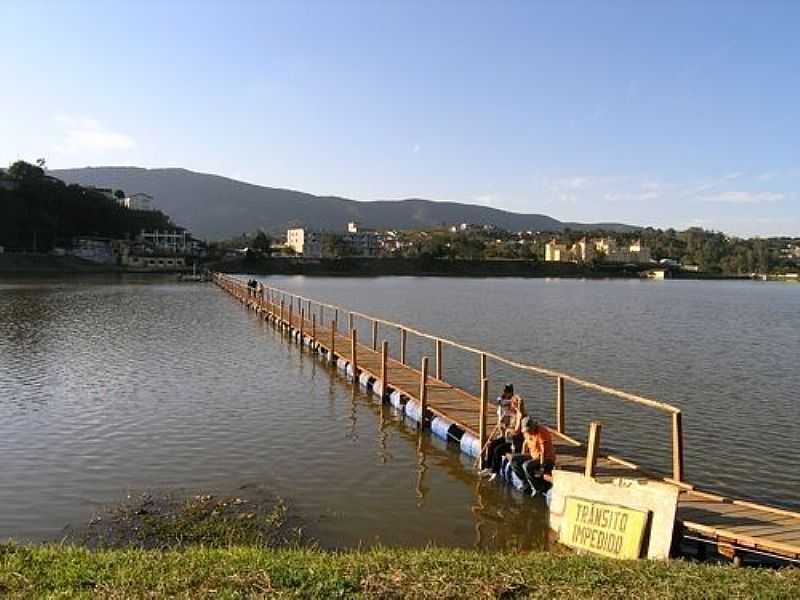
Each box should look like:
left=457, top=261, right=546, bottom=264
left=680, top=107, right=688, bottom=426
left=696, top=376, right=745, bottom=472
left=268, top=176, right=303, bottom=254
left=0, top=275, right=798, bottom=547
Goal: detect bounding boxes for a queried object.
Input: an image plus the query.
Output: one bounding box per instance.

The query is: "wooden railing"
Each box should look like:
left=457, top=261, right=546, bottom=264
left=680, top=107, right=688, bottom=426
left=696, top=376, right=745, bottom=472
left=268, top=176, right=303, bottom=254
left=215, top=273, right=685, bottom=483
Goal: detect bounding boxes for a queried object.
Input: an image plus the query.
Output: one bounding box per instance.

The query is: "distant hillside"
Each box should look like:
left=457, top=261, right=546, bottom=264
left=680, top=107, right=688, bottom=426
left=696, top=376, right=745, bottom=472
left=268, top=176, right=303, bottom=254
left=52, top=167, right=639, bottom=239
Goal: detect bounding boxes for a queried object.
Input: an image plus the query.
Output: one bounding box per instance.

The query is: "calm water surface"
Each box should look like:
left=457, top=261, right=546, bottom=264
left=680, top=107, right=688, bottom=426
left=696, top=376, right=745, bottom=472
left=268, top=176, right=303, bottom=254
left=1, top=275, right=798, bottom=546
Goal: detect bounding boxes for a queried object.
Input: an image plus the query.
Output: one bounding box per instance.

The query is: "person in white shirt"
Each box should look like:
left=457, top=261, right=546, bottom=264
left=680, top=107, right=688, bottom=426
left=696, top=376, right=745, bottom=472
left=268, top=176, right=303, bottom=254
left=479, top=393, right=527, bottom=480
left=496, top=383, right=514, bottom=428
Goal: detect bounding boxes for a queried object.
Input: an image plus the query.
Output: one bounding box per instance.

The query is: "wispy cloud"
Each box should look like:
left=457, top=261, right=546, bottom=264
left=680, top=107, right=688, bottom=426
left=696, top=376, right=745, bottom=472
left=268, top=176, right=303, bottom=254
left=53, top=116, right=136, bottom=154
left=528, top=170, right=793, bottom=217
left=701, top=191, right=784, bottom=205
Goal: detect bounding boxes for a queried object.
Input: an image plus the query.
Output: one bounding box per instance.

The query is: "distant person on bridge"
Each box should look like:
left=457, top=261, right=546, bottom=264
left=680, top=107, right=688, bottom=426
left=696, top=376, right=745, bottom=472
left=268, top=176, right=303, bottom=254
left=479, top=394, right=527, bottom=481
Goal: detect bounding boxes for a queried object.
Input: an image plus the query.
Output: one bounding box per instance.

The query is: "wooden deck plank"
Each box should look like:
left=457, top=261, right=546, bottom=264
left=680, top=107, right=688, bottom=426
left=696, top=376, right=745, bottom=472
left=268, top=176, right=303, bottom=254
left=725, top=523, right=800, bottom=537
left=764, top=530, right=800, bottom=543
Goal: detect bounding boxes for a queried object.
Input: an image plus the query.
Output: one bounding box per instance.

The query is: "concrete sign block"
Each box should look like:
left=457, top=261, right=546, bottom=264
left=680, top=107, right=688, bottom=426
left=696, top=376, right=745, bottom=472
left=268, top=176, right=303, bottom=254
left=549, top=470, right=679, bottom=560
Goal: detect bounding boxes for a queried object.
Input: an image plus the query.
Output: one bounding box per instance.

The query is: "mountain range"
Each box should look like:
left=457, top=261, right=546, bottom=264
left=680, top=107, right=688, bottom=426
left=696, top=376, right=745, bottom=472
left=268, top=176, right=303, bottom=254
left=52, top=167, right=638, bottom=239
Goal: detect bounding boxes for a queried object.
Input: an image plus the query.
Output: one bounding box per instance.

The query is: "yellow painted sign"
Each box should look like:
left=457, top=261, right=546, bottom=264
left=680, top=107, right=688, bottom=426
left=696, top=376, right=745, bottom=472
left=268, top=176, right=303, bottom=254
left=560, top=497, right=650, bottom=559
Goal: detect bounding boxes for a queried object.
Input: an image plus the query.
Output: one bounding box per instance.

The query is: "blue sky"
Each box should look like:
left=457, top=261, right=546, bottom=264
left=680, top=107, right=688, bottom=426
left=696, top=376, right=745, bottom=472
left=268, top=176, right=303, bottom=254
left=1, top=1, right=798, bottom=236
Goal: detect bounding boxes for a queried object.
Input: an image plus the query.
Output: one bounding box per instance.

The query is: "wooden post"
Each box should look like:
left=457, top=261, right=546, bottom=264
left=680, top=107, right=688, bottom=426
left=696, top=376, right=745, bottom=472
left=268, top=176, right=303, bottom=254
left=279, top=300, right=285, bottom=330
left=672, top=411, right=685, bottom=483
left=435, top=339, right=443, bottom=380
left=479, top=377, right=488, bottom=469
left=480, top=353, right=487, bottom=396
left=299, top=308, right=304, bottom=343
left=556, top=376, right=566, bottom=434
left=312, top=313, right=316, bottom=342
left=348, top=312, right=354, bottom=332
left=288, top=302, right=293, bottom=334
left=381, top=340, right=389, bottom=395
left=319, top=304, right=324, bottom=325
left=330, top=320, right=336, bottom=359
left=419, top=357, right=429, bottom=426
left=351, top=328, right=358, bottom=379
left=585, top=422, right=602, bottom=478
left=372, top=320, right=378, bottom=351
left=400, top=328, right=407, bottom=365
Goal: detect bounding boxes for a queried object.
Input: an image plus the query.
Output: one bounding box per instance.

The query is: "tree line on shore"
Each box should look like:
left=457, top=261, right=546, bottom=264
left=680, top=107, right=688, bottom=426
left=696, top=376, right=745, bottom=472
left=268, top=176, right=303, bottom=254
left=4, top=158, right=795, bottom=274
left=225, top=226, right=798, bottom=274
left=0, top=161, right=174, bottom=252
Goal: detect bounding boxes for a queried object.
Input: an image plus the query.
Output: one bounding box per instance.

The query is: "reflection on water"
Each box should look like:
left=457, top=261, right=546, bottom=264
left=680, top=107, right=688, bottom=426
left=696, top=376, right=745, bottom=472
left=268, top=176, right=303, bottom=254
left=0, top=276, right=550, bottom=549
left=2, top=274, right=797, bottom=550
left=255, top=275, right=800, bottom=512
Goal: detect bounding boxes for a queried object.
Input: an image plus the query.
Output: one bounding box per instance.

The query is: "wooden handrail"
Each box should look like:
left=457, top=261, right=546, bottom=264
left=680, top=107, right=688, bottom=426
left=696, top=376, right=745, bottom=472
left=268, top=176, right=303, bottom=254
left=228, top=276, right=679, bottom=415
left=215, top=274, right=685, bottom=482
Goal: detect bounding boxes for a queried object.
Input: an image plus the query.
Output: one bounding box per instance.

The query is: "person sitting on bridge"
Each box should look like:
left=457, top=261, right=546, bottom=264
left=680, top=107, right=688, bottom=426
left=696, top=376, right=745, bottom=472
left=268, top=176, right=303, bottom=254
left=476, top=383, right=514, bottom=478
left=479, top=394, right=526, bottom=481
left=509, top=418, right=556, bottom=496
left=496, top=383, right=515, bottom=428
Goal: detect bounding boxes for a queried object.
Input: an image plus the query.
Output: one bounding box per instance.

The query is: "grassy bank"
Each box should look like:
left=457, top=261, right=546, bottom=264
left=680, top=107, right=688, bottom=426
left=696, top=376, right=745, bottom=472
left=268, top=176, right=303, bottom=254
left=1, top=545, right=798, bottom=599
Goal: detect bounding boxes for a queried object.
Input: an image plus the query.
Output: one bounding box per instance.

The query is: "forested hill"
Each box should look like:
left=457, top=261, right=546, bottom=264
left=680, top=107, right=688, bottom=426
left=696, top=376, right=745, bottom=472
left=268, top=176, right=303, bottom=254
left=52, top=166, right=639, bottom=239
left=0, top=162, right=173, bottom=252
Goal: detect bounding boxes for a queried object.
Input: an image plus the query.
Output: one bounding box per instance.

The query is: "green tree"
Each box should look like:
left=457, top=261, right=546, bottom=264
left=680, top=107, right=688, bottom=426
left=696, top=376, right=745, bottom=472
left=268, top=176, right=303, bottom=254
left=0, top=161, right=175, bottom=252
left=252, top=231, right=272, bottom=255
left=7, top=160, right=45, bottom=181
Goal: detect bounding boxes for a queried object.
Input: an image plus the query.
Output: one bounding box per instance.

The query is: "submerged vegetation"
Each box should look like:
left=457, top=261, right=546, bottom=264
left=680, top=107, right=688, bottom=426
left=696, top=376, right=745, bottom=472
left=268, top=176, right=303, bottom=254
left=77, top=492, right=301, bottom=550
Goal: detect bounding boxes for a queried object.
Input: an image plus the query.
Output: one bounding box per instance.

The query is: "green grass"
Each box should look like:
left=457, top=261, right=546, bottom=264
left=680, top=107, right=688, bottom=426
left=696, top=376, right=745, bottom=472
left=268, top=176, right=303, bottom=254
left=1, top=544, right=798, bottom=599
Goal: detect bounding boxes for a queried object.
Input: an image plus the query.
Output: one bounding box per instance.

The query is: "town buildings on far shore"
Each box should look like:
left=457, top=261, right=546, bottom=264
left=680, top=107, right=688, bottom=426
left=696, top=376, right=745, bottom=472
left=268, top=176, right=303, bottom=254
left=56, top=189, right=204, bottom=270
left=545, top=237, right=652, bottom=264
left=65, top=228, right=207, bottom=271
left=286, top=227, right=323, bottom=257
left=286, top=222, right=380, bottom=258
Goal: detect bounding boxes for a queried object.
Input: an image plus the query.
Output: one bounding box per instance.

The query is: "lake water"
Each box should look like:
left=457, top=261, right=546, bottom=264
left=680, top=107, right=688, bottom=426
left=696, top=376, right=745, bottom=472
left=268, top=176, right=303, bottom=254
left=1, top=275, right=798, bottom=547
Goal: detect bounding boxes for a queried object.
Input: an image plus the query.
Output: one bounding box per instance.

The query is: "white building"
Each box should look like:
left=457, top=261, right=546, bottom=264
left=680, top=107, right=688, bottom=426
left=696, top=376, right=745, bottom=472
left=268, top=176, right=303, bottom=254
left=138, top=229, right=192, bottom=254
left=287, top=224, right=379, bottom=257
left=122, top=193, right=155, bottom=211
left=545, top=237, right=652, bottom=264
left=286, top=227, right=323, bottom=257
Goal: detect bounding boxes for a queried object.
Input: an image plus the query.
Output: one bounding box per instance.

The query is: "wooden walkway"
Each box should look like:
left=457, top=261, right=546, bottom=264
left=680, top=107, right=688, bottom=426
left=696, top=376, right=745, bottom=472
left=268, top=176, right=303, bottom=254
left=216, top=274, right=800, bottom=563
